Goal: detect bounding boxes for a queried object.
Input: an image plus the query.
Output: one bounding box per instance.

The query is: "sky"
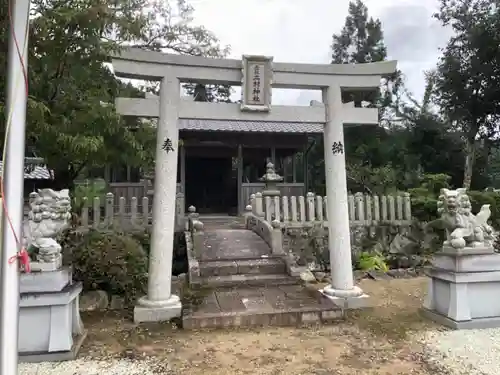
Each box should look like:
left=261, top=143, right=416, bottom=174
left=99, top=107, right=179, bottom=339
left=189, top=0, right=453, bottom=105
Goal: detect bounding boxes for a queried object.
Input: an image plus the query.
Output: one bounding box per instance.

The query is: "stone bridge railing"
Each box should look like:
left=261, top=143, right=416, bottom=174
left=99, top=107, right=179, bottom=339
left=243, top=207, right=283, bottom=256
left=184, top=205, right=204, bottom=285
left=249, top=192, right=412, bottom=227
left=243, top=207, right=302, bottom=277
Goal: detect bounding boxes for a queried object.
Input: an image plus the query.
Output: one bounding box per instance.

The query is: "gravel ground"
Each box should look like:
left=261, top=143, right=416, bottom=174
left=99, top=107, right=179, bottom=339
left=18, top=359, right=172, bottom=375
left=18, top=278, right=500, bottom=375
left=19, top=328, right=500, bottom=375
left=420, top=328, right=500, bottom=375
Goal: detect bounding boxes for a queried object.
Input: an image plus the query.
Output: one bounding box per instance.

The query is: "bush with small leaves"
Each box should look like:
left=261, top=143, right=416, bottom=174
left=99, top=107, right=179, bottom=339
left=70, top=229, right=148, bottom=305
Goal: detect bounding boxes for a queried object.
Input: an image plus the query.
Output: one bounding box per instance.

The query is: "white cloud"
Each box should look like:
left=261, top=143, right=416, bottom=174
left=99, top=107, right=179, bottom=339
left=190, top=0, right=450, bottom=105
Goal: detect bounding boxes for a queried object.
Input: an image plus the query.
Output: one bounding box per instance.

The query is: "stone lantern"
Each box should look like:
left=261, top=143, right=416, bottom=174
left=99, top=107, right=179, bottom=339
left=259, top=162, right=283, bottom=219
left=260, top=162, right=283, bottom=195
left=142, top=167, right=155, bottom=197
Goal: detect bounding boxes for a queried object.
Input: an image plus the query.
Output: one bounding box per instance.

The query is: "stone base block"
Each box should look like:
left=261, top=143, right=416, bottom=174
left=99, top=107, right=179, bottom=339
left=431, top=249, right=500, bottom=273
left=134, top=295, right=182, bottom=323
left=423, top=251, right=500, bottom=329
left=20, top=267, right=72, bottom=293
left=30, top=256, right=62, bottom=272
left=19, top=330, right=88, bottom=363
left=420, top=307, right=500, bottom=330
left=319, top=285, right=370, bottom=309
left=18, top=282, right=85, bottom=362
left=322, top=293, right=370, bottom=309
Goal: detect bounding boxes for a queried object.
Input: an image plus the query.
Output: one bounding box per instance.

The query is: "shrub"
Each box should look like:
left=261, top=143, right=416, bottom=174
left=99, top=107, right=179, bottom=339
left=128, top=229, right=188, bottom=276
left=70, top=229, right=148, bottom=304
left=129, top=229, right=151, bottom=255
left=467, top=191, right=500, bottom=228
left=356, top=250, right=388, bottom=272
left=408, top=173, right=450, bottom=222
left=408, top=173, right=500, bottom=228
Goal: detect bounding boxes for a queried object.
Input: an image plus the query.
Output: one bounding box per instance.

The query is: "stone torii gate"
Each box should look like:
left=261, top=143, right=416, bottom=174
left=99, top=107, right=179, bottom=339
left=111, top=49, right=397, bottom=323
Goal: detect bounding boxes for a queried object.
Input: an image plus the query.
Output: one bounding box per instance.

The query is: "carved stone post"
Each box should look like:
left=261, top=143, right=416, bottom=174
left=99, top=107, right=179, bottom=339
left=134, top=74, right=182, bottom=323
left=321, top=85, right=367, bottom=309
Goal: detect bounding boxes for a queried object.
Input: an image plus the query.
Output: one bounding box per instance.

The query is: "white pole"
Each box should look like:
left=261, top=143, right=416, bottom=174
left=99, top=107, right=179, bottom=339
left=1, top=0, right=31, bottom=372
left=134, top=75, right=182, bottom=323
left=322, top=85, right=363, bottom=299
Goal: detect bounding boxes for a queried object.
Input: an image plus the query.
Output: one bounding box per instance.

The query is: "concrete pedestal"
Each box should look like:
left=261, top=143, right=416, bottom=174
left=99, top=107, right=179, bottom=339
left=421, top=246, right=500, bottom=329
left=18, top=268, right=86, bottom=362
left=134, top=295, right=182, bottom=323
left=321, top=285, right=370, bottom=309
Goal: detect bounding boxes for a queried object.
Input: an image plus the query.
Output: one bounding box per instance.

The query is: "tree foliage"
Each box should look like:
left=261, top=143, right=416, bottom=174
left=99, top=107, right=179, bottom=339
left=308, top=0, right=497, bottom=193
left=0, top=0, right=229, bottom=188
left=307, top=0, right=406, bottom=194
left=433, top=0, right=500, bottom=188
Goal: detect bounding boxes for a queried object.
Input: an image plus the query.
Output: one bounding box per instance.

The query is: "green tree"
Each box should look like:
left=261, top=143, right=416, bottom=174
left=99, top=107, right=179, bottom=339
left=396, top=71, right=466, bottom=188
left=433, top=0, right=500, bottom=189
left=306, top=0, right=406, bottom=194
left=331, top=0, right=401, bottom=111
left=0, top=0, right=229, bottom=188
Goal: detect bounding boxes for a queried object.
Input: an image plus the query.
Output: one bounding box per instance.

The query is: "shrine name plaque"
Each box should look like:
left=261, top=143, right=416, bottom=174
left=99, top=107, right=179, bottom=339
left=240, top=55, right=273, bottom=112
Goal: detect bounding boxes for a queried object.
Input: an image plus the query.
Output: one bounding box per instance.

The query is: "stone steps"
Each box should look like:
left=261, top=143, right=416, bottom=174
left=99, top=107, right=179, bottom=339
left=194, top=228, right=292, bottom=289
left=199, top=216, right=245, bottom=230
left=203, top=273, right=297, bottom=288
left=199, top=258, right=286, bottom=277
left=183, top=305, right=343, bottom=329
left=182, top=285, right=343, bottom=330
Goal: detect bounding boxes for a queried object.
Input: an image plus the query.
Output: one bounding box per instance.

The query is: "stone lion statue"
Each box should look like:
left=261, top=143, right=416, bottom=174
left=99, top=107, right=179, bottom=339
left=438, top=188, right=495, bottom=249
left=25, top=189, right=72, bottom=263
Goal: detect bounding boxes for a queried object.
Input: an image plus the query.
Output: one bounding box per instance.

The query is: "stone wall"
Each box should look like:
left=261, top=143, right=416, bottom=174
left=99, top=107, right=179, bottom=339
left=282, top=224, right=415, bottom=270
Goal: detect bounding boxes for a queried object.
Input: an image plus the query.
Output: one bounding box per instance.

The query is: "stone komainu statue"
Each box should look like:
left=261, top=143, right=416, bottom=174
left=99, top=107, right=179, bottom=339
left=438, top=188, right=495, bottom=249
left=26, top=189, right=72, bottom=263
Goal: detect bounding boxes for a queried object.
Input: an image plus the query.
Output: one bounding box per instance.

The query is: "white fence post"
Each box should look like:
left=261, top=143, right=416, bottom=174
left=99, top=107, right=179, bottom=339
left=315, top=195, right=323, bottom=222
left=290, top=196, right=298, bottom=223
left=74, top=192, right=413, bottom=230
left=306, top=192, right=315, bottom=222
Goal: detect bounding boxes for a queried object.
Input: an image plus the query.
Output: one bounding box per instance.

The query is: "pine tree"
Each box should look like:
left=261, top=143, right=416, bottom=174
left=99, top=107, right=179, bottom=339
left=303, top=0, right=406, bottom=194
left=331, top=0, right=400, bottom=110
left=331, top=0, right=387, bottom=65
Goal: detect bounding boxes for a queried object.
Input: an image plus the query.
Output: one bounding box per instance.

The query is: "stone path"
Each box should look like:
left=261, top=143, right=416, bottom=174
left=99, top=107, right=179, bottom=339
left=183, top=284, right=342, bottom=329
left=201, top=229, right=271, bottom=260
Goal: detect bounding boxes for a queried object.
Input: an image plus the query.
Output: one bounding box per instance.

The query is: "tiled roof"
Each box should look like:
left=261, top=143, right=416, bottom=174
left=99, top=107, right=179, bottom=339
left=178, top=119, right=324, bottom=134
left=0, top=161, right=53, bottom=180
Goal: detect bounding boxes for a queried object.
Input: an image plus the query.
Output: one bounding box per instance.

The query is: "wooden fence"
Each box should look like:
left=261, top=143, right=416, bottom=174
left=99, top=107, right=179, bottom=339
left=249, top=192, right=412, bottom=226
left=79, top=192, right=185, bottom=230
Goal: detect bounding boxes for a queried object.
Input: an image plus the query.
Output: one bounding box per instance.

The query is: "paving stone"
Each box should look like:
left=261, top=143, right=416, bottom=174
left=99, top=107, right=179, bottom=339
left=283, top=298, right=318, bottom=310
left=204, top=274, right=297, bottom=288
left=241, top=296, right=274, bottom=311
left=199, top=260, right=238, bottom=277
left=183, top=284, right=343, bottom=330
left=236, top=258, right=285, bottom=275
left=215, top=290, right=247, bottom=312
left=201, top=230, right=271, bottom=260
left=236, top=288, right=265, bottom=298
left=301, top=312, right=320, bottom=324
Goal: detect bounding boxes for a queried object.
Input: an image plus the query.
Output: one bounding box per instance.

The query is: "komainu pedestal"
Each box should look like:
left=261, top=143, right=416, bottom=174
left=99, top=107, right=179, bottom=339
left=20, top=189, right=86, bottom=362
left=421, top=188, right=500, bottom=329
